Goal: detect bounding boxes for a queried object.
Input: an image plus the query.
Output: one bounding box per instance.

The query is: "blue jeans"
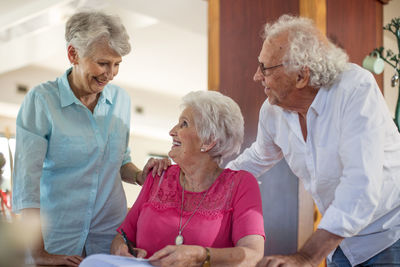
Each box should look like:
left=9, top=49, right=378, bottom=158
left=327, top=239, right=400, bottom=267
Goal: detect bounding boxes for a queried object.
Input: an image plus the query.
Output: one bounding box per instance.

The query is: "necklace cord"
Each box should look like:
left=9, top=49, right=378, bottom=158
left=178, top=178, right=209, bottom=235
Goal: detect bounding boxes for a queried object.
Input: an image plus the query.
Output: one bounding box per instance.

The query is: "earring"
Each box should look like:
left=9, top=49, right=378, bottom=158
left=200, top=148, right=205, bottom=152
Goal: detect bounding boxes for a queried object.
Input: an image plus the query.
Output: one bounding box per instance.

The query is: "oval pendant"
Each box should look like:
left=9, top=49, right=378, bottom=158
left=175, top=234, right=184, bottom=245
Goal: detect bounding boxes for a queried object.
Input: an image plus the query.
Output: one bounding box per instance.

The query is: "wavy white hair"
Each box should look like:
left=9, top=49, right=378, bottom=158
left=65, top=11, right=131, bottom=57
left=263, top=14, right=348, bottom=88
left=181, top=91, right=244, bottom=165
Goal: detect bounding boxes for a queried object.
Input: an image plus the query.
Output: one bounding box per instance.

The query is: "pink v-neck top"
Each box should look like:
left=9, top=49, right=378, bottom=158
left=117, top=165, right=265, bottom=257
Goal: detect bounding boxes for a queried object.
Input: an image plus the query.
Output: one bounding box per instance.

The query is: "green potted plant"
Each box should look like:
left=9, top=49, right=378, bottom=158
left=365, top=17, right=400, bottom=131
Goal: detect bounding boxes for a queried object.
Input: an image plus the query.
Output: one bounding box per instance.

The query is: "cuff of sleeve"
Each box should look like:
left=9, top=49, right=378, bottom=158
left=233, top=229, right=266, bottom=245
left=122, top=156, right=131, bottom=166
left=318, top=205, right=366, bottom=237
left=12, top=202, right=41, bottom=214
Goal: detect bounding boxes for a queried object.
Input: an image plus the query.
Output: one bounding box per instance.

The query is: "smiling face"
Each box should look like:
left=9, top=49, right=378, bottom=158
left=168, top=107, right=203, bottom=166
left=69, top=40, right=122, bottom=96
left=254, top=34, right=298, bottom=110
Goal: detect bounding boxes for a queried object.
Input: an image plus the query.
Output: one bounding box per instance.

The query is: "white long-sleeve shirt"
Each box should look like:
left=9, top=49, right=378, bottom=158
left=227, top=64, right=400, bottom=266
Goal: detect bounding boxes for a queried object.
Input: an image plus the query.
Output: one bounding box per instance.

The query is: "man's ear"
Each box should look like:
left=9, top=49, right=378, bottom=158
left=296, top=67, right=310, bottom=89
left=67, top=45, right=79, bottom=65
left=200, top=141, right=217, bottom=152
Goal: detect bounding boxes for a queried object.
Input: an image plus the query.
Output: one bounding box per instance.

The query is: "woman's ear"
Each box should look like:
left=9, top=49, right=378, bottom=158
left=67, top=45, right=79, bottom=65
left=296, top=67, right=310, bottom=89
left=200, top=141, right=217, bottom=152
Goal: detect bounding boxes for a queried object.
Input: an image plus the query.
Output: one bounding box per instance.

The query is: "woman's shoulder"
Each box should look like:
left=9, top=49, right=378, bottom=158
left=217, top=169, right=260, bottom=198
left=154, top=164, right=180, bottom=182
left=28, top=79, right=58, bottom=98
left=165, top=164, right=180, bottom=175
left=222, top=168, right=258, bottom=183
left=20, top=79, right=60, bottom=111
left=147, top=165, right=180, bottom=193
left=144, top=164, right=181, bottom=210
left=192, top=168, right=256, bottom=215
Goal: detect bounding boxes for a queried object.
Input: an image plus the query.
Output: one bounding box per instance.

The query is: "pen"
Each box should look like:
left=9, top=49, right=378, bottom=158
left=120, top=228, right=137, bottom=257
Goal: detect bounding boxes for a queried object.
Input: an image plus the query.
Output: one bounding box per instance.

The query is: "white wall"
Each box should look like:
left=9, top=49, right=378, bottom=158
left=383, top=0, right=400, bottom=115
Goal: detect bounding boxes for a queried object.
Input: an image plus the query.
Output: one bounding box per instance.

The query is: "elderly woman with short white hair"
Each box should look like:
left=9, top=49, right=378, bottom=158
left=12, top=11, right=168, bottom=267
left=111, top=91, right=265, bottom=266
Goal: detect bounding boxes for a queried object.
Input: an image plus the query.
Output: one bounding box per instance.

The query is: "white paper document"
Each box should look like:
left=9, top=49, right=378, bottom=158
left=79, top=254, right=152, bottom=267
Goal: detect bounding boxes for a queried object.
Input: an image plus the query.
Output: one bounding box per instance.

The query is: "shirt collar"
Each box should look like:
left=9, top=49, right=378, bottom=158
left=100, top=86, right=113, bottom=105
left=309, top=86, right=328, bottom=116
left=58, top=68, right=79, bottom=108
left=58, top=67, right=113, bottom=107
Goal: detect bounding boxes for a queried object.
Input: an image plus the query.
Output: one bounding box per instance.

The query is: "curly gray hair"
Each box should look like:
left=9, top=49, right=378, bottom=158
left=65, top=11, right=131, bottom=57
left=181, top=91, right=244, bottom=165
left=263, top=14, right=348, bottom=88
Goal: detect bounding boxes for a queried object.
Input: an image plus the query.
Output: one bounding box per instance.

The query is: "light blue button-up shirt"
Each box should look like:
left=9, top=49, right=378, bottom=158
left=12, top=68, right=131, bottom=256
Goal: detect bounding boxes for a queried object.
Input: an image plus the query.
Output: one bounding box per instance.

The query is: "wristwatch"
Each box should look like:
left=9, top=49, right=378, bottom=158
left=202, top=247, right=210, bottom=267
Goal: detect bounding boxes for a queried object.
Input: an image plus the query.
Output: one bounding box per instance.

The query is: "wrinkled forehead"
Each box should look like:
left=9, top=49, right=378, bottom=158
left=259, top=33, right=289, bottom=64
left=85, top=40, right=122, bottom=61
left=180, top=107, right=197, bottom=122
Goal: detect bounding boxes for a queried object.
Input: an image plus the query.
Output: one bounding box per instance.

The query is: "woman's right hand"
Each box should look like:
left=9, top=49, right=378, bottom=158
left=113, top=243, right=147, bottom=258
left=111, top=234, right=147, bottom=258
left=33, top=250, right=83, bottom=267
left=22, top=208, right=83, bottom=266
left=148, top=245, right=206, bottom=267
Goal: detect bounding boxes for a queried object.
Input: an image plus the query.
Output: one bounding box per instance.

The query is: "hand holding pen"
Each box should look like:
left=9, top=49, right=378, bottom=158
left=120, top=228, right=138, bottom=257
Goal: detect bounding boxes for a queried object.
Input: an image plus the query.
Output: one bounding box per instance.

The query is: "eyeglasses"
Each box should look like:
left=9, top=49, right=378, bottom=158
left=258, top=62, right=283, bottom=76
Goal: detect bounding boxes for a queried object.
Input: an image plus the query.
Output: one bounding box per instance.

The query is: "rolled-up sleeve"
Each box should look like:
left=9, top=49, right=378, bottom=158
left=12, top=92, right=50, bottom=213
left=121, top=95, right=131, bottom=166
left=122, top=141, right=131, bottom=166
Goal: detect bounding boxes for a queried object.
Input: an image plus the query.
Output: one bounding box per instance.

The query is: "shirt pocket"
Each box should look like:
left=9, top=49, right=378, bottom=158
left=315, top=145, right=343, bottom=181
left=107, top=132, right=127, bottom=164
left=46, top=135, right=88, bottom=169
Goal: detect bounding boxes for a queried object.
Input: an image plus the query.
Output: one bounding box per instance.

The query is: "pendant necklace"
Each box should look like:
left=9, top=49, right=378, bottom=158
left=175, top=177, right=209, bottom=245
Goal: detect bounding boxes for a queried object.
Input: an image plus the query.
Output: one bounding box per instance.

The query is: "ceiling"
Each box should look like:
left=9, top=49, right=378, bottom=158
left=0, top=0, right=208, bottom=140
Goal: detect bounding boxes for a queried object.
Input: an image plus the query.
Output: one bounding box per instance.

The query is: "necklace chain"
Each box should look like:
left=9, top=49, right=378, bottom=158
left=176, top=178, right=209, bottom=244
left=175, top=168, right=221, bottom=245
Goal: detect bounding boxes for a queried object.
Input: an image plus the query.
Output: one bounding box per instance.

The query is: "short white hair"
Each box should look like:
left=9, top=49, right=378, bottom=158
left=65, top=11, right=131, bottom=57
left=263, top=14, right=349, bottom=88
left=181, top=91, right=244, bottom=164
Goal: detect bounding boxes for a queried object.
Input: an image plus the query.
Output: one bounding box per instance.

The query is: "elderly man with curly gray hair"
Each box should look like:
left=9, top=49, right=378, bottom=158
left=226, top=14, right=400, bottom=267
